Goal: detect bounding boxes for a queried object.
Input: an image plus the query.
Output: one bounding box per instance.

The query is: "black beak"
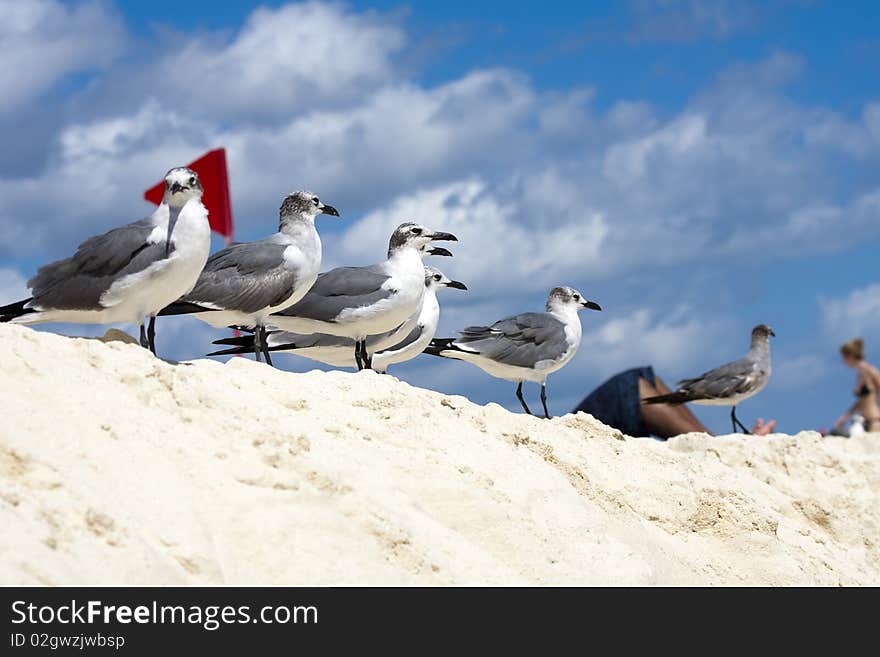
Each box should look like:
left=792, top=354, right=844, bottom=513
left=446, top=280, right=467, bottom=290
left=320, top=204, right=340, bottom=217
left=429, top=231, right=458, bottom=242
left=583, top=300, right=602, bottom=311
left=170, top=182, right=186, bottom=194
left=427, top=246, right=453, bottom=257
left=770, top=329, right=776, bottom=337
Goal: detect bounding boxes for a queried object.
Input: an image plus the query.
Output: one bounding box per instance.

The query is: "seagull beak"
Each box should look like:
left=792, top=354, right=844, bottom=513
left=170, top=182, right=186, bottom=194
left=446, top=280, right=468, bottom=290
left=429, top=231, right=458, bottom=242
left=320, top=204, right=340, bottom=217
left=427, top=246, right=453, bottom=257
left=582, top=300, right=602, bottom=311
left=770, top=329, right=776, bottom=337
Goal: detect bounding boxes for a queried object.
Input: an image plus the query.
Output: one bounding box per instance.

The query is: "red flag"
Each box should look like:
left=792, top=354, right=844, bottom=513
left=144, top=148, right=234, bottom=243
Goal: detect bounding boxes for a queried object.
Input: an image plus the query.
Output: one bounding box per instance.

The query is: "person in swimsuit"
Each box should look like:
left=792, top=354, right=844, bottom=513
left=573, top=366, right=776, bottom=439
left=833, top=338, right=880, bottom=434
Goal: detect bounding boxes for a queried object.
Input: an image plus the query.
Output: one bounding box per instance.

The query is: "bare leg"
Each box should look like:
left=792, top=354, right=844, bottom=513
left=147, top=317, right=157, bottom=355
left=540, top=383, right=550, bottom=419
left=639, top=377, right=709, bottom=438
left=516, top=382, right=532, bottom=415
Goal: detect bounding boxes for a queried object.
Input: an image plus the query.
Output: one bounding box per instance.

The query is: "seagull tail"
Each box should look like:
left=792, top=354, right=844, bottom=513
left=423, top=338, right=457, bottom=357
left=0, top=298, right=35, bottom=323
left=642, top=391, right=694, bottom=405
left=207, top=332, right=294, bottom=357
left=157, top=301, right=215, bottom=317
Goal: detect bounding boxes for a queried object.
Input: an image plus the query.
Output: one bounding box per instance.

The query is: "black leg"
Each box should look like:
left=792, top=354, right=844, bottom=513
left=139, top=322, right=148, bottom=349
left=516, top=382, right=532, bottom=415
left=146, top=316, right=157, bottom=355
left=260, top=326, right=273, bottom=367
left=731, top=406, right=750, bottom=434
left=364, top=344, right=373, bottom=370
left=540, top=383, right=550, bottom=419
left=354, top=340, right=364, bottom=370
left=253, top=326, right=263, bottom=363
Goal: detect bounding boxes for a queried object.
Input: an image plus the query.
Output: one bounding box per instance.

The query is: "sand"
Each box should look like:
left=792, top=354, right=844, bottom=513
left=0, top=323, right=877, bottom=585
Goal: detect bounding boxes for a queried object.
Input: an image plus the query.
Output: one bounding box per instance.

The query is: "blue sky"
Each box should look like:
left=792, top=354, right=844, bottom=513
left=1, top=0, right=879, bottom=434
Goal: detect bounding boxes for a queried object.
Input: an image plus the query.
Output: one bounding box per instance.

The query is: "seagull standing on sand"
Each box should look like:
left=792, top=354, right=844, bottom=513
left=642, top=324, right=774, bottom=434
left=209, top=266, right=467, bottom=372
left=159, top=191, right=339, bottom=365
left=265, top=222, right=458, bottom=370
left=425, top=286, right=602, bottom=418
left=0, top=168, right=210, bottom=355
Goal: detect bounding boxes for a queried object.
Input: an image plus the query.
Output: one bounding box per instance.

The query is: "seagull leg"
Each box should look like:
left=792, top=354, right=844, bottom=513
left=364, top=346, right=373, bottom=370
left=146, top=317, right=157, bottom=356
left=260, top=326, right=273, bottom=367
left=354, top=340, right=364, bottom=371
left=540, top=383, right=550, bottom=419
left=516, top=382, right=533, bottom=415
left=139, top=322, right=149, bottom=349
left=731, top=406, right=751, bottom=434
left=253, top=327, right=263, bottom=363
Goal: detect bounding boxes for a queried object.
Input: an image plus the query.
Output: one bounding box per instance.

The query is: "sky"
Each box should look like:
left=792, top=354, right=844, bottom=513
left=1, top=0, right=879, bottom=434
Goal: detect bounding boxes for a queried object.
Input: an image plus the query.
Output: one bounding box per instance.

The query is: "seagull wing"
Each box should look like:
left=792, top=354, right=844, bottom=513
left=184, top=239, right=302, bottom=313
left=27, top=216, right=165, bottom=311
left=277, top=265, right=393, bottom=323
left=453, top=312, right=568, bottom=368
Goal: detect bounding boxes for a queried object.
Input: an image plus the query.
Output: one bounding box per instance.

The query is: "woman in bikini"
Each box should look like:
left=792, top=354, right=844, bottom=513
left=833, top=338, right=880, bottom=434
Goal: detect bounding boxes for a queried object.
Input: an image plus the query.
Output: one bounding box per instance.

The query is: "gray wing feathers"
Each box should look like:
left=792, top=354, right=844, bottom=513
left=455, top=312, right=568, bottom=368
left=28, top=218, right=164, bottom=310
left=277, top=265, right=392, bottom=322
left=185, top=241, right=298, bottom=313
left=679, top=358, right=761, bottom=398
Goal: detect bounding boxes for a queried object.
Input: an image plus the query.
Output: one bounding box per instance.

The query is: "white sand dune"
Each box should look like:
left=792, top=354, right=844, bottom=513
left=0, top=323, right=877, bottom=585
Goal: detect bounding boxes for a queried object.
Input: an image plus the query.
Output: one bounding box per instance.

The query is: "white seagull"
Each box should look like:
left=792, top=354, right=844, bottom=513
left=159, top=191, right=339, bottom=365
left=265, top=222, right=458, bottom=370
left=208, top=266, right=467, bottom=372
left=425, top=286, right=602, bottom=418
left=0, top=167, right=210, bottom=355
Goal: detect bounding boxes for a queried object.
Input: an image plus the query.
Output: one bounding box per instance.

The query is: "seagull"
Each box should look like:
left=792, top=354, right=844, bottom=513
left=425, top=286, right=602, bottom=418
left=0, top=167, right=210, bottom=355
left=208, top=266, right=467, bottom=372
left=158, top=191, right=339, bottom=365
left=642, top=324, right=774, bottom=434
left=264, top=222, right=458, bottom=370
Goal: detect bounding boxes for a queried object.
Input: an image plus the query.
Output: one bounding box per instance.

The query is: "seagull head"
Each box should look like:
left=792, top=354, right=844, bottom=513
left=751, top=324, right=775, bottom=342
left=547, top=286, right=602, bottom=314
left=163, top=167, right=203, bottom=204
left=424, top=267, right=467, bottom=292
left=279, top=191, right=340, bottom=225
left=388, top=222, right=458, bottom=257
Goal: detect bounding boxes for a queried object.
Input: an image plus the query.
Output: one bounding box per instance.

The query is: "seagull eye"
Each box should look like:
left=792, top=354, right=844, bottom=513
left=434, top=274, right=441, bottom=281
left=411, top=227, right=423, bottom=235
left=313, top=197, right=320, bottom=206
left=573, top=294, right=580, bottom=301
left=188, top=176, right=195, bottom=186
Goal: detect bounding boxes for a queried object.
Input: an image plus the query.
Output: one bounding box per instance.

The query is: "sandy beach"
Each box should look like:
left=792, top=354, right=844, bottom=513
left=0, top=323, right=877, bottom=585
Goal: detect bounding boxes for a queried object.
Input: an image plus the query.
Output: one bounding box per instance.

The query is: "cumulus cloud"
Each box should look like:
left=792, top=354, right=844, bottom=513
left=820, top=283, right=880, bottom=342
left=0, top=0, right=125, bottom=113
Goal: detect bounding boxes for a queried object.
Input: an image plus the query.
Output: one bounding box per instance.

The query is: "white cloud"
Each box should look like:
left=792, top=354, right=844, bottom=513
left=772, top=354, right=831, bottom=391
left=0, top=0, right=125, bottom=112
left=127, top=1, right=405, bottom=122
left=820, top=283, right=880, bottom=342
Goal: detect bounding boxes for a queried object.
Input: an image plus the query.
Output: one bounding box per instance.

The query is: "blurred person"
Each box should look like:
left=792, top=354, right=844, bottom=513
left=833, top=338, right=880, bottom=433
